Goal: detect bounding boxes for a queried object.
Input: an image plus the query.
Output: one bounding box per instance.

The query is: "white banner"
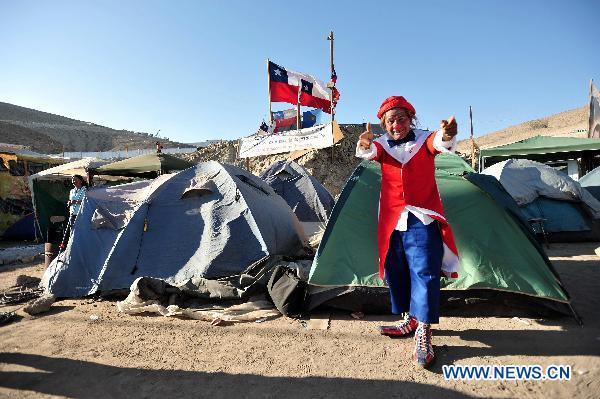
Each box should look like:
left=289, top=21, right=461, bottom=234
left=239, top=122, right=341, bottom=158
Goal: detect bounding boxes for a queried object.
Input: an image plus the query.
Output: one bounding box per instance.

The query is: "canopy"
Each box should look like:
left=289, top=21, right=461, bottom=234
left=480, top=136, right=600, bottom=157
left=92, top=153, right=195, bottom=177
left=29, top=157, right=108, bottom=180
left=479, top=136, right=600, bottom=169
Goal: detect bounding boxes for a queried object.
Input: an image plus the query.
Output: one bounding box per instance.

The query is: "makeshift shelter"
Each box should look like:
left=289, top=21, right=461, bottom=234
left=42, top=161, right=308, bottom=297
left=580, top=165, right=600, bottom=201
left=0, top=149, right=64, bottom=238
left=28, top=158, right=112, bottom=242
left=260, top=160, right=335, bottom=238
left=478, top=135, right=600, bottom=176
left=482, top=159, right=600, bottom=241
left=308, top=154, right=577, bottom=319
left=91, top=153, right=195, bottom=178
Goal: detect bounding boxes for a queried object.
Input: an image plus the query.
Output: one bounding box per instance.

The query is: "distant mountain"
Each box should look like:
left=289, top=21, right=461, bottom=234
left=457, top=106, right=589, bottom=155
left=0, top=102, right=190, bottom=153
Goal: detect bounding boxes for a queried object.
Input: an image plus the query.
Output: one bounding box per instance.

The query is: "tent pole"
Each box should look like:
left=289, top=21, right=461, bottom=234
left=569, top=303, right=583, bottom=326
left=470, top=106, right=476, bottom=169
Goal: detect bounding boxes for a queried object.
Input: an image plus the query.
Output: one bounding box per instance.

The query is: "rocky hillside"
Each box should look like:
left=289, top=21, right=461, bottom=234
left=0, top=102, right=189, bottom=153
left=457, top=106, right=589, bottom=157
left=182, top=124, right=367, bottom=197
left=0, top=121, right=63, bottom=153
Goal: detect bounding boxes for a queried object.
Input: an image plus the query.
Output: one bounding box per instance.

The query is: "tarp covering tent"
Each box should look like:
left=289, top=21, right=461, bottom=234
left=2, top=212, right=35, bottom=240
left=42, top=161, right=308, bottom=297
left=308, top=154, right=577, bottom=318
left=479, top=136, right=600, bottom=170
left=260, top=160, right=335, bottom=238
left=91, top=153, right=195, bottom=178
left=580, top=165, right=600, bottom=201
left=28, top=158, right=111, bottom=242
left=482, top=159, right=600, bottom=241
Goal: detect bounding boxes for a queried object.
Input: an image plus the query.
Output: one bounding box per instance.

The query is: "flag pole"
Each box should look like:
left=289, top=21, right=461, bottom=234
left=297, top=85, right=302, bottom=131
left=470, top=106, right=476, bottom=169
left=327, top=30, right=335, bottom=163
left=327, top=30, right=335, bottom=123
left=267, top=59, right=273, bottom=123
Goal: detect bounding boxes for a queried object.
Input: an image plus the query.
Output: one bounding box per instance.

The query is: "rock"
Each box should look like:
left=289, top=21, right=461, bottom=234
left=23, top=294, right=56, bottom=315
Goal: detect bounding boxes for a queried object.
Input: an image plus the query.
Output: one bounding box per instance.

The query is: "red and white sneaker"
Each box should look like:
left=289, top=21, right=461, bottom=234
left=378, top=314, right=418, bottom=337
left=413, top=322, right=435, bottom=368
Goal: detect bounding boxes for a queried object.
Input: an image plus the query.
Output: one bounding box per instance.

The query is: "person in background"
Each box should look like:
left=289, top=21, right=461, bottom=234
left=60, top=174, right=88, bottom=250
left=67, top=174, right=88, bottom=226
left=356, top=95, right=460, bottom=369
left=156, top=141, right=163, bottom=153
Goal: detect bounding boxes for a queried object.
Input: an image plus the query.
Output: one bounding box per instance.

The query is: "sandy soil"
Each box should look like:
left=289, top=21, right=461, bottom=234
left=0, top=243, right=599, bottom=399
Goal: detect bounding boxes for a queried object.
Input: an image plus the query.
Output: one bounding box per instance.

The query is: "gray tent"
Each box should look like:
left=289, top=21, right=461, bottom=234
left=42, top=161, right=307, bottom=297
left=580, top=165, right=600, bottom=201
left=260, top=160, right=334, bottom=238
left=482, top=159, right=600, bottom=241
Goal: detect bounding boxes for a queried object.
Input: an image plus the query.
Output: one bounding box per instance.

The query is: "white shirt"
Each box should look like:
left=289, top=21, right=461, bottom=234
left=356, top=129, right=456, bottom=231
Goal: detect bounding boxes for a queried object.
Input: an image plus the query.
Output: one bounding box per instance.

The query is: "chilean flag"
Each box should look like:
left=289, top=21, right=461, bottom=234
left=272, top=108, right=297, bottom=132
left=269, top=61, right=336, bottom=114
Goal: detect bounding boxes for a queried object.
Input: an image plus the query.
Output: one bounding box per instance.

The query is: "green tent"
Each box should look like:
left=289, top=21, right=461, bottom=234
left=479, top=136, right=600, bottom=170
left=308, top=154, right=577, bottom=319
left=92, top=153, right=195, bottom=178
left=28, top=158, right=113, bottom=242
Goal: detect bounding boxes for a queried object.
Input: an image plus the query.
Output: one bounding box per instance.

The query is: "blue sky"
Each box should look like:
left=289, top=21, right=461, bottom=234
left=1, top=0, right=598, bottom=144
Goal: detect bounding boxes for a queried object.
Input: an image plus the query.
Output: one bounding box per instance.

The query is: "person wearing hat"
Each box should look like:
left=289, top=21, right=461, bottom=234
left=356, top=96, right=460, bottom=368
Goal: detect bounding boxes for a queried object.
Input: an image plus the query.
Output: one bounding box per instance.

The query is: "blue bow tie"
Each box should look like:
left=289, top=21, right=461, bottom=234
left=387, top=131, right=415, bottom=147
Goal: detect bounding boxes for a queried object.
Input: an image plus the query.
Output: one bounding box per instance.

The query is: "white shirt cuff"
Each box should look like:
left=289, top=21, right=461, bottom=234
left=433, top=130, right=457, bottom=153
left=356, top=142, right=377, bottom=159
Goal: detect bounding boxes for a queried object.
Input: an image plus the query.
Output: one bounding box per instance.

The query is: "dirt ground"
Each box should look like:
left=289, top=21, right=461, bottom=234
left=0, top=242, right=599, bottom=399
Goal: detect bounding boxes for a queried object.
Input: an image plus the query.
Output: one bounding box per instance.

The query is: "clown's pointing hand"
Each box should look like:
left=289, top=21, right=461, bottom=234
left=440, top=116, right=457, bottom=141
left=359, top=122, right=374, bottom=150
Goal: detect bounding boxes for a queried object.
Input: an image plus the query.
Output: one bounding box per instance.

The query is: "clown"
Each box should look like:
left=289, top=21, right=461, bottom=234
left=356, top=96, right=459, bottom=368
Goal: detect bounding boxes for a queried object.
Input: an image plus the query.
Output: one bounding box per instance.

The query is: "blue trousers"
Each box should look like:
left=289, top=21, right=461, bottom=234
left=384, top=213, right=443, bottom=324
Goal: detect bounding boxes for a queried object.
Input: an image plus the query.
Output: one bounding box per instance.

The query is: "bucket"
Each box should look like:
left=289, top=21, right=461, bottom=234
left=44, top=243, right=59, bottom=268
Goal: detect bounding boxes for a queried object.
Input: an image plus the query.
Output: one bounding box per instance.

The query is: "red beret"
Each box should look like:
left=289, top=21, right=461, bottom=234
left=377, top=96, right=416, bottom=119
